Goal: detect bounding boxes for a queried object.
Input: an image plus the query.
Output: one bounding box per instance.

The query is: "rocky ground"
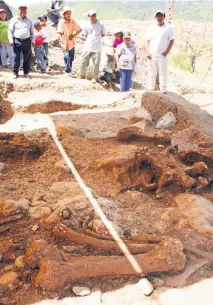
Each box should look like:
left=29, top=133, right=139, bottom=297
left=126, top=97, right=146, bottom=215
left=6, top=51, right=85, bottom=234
left=0, top=19, right=213, bottom=305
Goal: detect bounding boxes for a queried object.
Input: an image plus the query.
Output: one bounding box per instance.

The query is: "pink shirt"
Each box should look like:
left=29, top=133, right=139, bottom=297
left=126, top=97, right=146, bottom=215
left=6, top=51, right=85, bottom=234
left=113, top=38, right=135, bottom=48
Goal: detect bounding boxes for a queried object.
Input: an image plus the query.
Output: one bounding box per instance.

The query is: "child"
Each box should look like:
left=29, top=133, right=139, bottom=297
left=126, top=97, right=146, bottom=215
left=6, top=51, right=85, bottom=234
left=113, top=29, right=123, bottom=48
left=116, top=32, right=137, bottom=92
left=57, top=7, right=82, bottom=75
left=100, top=46, right=116, bottom=91
left=34, top=21, right=47, bottom=73
left=0, top=8, right=13, bottom=69
left=38, top=14, right=54, bottom=68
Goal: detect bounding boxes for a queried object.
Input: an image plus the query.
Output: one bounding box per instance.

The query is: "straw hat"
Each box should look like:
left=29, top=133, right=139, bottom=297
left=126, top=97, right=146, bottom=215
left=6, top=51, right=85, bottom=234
left=60, top=7, right=72, bottom=17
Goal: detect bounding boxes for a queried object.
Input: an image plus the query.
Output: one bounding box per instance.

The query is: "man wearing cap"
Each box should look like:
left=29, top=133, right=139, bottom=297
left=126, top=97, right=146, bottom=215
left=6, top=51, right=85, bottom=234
left=47, top=0, right=64, bottom=26
left=0, top=8, right=13, bottom=68
left=8, top=5, right=34, bottom=78
left=57, top=7, right=82, bottom=75
left=80, top=10, right=105, bottom=82
left=145, top=11, right=174, bottom=93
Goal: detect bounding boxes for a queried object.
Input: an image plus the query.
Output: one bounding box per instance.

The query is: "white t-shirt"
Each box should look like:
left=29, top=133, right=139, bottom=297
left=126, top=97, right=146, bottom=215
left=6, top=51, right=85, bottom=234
left=42, top=24, right=54, bottom=43
left=83, top=20, right=105, bottom=53
left=145, top=24, right=174, bottom=56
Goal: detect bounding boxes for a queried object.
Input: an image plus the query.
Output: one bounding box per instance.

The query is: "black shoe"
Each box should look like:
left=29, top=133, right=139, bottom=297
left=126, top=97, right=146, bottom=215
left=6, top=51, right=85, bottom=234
left=13, top=73, right=18, bottom=79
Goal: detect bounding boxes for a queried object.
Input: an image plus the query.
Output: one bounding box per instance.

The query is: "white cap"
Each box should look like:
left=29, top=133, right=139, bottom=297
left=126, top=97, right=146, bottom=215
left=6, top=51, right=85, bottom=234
left=155, top=10, right=165, bottom=17
left=18, top=4, right=28, bottom=9
left=88, top=9, right=97, bottom=17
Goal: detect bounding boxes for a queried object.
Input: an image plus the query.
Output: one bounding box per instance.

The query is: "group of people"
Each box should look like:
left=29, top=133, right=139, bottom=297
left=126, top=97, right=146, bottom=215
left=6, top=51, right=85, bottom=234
left=0, top=0, right=174, bottom=93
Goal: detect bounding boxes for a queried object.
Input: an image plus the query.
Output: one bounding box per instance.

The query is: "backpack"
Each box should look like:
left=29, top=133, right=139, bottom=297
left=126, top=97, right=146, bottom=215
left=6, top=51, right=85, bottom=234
left=35, top=34, right=44, bottom=46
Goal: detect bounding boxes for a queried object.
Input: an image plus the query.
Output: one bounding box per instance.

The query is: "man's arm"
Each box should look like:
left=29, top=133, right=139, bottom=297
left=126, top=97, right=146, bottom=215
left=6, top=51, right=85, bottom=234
left=8, top=18, right=14, bottom=46
left=69, top=20, right=82, bottom=40
left=29, top=20, right=35, bottom=46
left=145, top=40, right=152, bottom=60
left=162, top=39, right=174, bottom=57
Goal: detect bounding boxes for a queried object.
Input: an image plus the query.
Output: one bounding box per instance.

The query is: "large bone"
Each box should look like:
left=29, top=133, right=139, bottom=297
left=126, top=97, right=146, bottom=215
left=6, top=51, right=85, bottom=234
left=117, top=126, right=171, bottom=144
left=52, top=222, right=155, bottom=254
left=35, top=237, right=186, bottom=291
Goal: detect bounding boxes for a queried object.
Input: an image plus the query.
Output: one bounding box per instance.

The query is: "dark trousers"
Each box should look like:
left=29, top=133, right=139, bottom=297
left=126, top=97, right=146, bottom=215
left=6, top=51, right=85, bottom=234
left=13, top=38, right=32, bottom=75
left=64, top=47, right=75, bottom=73
left=43, top=42, right=49, bottom=67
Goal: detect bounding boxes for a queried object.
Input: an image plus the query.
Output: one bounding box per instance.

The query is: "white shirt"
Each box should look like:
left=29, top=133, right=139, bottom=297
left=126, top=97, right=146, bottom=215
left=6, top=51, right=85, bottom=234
left=42, top=24, right=54, bottom=43
left=8, top=16, right=34, bottom=43
left=116, top=42, right=137, bottom=70
left=145, top=24, right=174, bottom=56
left=83, top=20, right=105, bottom=53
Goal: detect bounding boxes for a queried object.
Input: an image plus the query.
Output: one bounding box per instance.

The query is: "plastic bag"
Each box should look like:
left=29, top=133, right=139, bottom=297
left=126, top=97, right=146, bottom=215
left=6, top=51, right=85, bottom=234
left=156, top=112, right=176, bottom=129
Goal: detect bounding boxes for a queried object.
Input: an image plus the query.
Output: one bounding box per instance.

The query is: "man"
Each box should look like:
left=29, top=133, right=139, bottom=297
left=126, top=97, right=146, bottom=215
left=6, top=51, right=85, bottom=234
left=145, top=11, right=174, bottom=93
left=0, top=8, right=13, bottom=68
left=47, top=0, right=64, bottom=26
left=80, top=10, right=105, bottom=82
left=57, top=7, right=82, bottom=76
left=38, top=14, right=54, bottom=68
left=8, top=5, right=34, bottom=78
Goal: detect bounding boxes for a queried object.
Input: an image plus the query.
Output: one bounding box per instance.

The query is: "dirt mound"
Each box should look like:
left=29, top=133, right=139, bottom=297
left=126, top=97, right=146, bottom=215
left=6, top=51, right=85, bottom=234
left=0, top=83, right=13, bottom=124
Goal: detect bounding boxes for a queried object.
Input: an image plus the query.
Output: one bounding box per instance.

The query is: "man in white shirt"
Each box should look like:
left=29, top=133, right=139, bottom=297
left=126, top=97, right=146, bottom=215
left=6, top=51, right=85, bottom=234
left=80, top=10, right=105, bottom=82
left=145, top=11, right=174, bottom=93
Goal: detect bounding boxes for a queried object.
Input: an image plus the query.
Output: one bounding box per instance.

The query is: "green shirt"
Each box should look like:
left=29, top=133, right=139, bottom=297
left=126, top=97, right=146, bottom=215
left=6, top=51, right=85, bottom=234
left=0, top=21, right=9, bottom=44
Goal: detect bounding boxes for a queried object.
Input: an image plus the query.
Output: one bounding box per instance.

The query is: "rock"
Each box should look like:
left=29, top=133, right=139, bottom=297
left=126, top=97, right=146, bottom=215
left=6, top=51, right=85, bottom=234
left=29, top=207, right=52, bottom=219
left=151, top=278, right=165, bottom=288
left=50, top=182, right=83, bottom=196
left=18, top=199, right=30, bottom=211
left=0, top=162, right=6, bottom=172
left=0, top=241, right=13, bottom=254
left=0, top=255, right=3, bottom=263
left=72, top=286, right=91, bottom=296
left=54, top=160, right=71, bottom=173
left=60, top=207, right=72, bottom=219
left=174, top=194, right=213, bottom=235
left=30, top=200, right=47, bottom=207
left=15, top=256, right=26, bottom=269
left=72, top=201, right=88, bottom=212
left=0, top=272, right=19, bottom=291
left=158, top=144, right=164, bottom=148
left=0, top=200, right=19, bottom=216
left=32, top=224, right=40, bottom=232
left=137, top=278, right=154, bottom=296
left=3, top=265, right=14, bottom=272
left=120, top=107, right=152, bottom=123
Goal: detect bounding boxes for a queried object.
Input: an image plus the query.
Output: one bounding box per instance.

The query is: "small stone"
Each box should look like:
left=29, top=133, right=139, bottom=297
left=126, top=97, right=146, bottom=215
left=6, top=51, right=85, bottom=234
left=30, top=200, right=47, bottom=207
left=156, top=194, right=162, bottom=200
left=15, top=256, right=25, bottom=269
left=138, top=278, right=154, bottom=296
left=29, top=207, right=52, bottom=219
left=72, top=286, right=91, bottom=296
left=0, top=162, right=6, bottom=172
left=0, top=272, right=19, bottom=290
left=54, top=160, right=71, bottom=173
left=0, top=255, right=4, bottom=263
left=32, top=224, right=40, bottom=232
left=158, top=145, right=164, bottom=148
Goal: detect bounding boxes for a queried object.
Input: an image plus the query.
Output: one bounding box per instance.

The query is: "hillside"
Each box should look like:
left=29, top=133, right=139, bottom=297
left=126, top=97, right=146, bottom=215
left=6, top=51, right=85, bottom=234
left=16, top=1, right=213, bottom=22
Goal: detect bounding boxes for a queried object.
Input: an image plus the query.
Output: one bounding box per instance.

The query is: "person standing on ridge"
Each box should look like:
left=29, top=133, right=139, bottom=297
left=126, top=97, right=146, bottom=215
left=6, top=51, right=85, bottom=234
left=8, top=4, right=34, bottom=79
left=0, top=8, right=13, bottom=69
left=145, top=10, right=174, bottom=94
left=57, top=7, right=82, bottom=76
left=47, top=0, right=64, bottom=26
left=80, top=10, right=105, bottom=83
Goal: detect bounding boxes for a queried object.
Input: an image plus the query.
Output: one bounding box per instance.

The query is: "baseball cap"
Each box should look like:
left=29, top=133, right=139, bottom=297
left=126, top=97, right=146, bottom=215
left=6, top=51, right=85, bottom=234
left=123, top=31, right=131, bottom=39
left=38, top=14, right=48, bottom=20
left=88, top=9, right=97, bottom=17
left=18, top=5, right=28, bottom=9
left=155, top=10, right=165, bottom=17
left=34, top=20, right=41, bottom=27
left=0, top=9, right=6, bottom=13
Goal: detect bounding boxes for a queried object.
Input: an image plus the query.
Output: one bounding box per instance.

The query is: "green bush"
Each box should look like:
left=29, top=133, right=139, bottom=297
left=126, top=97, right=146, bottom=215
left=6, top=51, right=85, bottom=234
left=169, top=52, right=189, bottom=71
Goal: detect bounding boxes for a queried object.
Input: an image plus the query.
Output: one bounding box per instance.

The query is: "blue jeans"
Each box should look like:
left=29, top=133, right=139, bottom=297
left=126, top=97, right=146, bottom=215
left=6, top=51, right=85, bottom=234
left=34, top=45, right=46, bottom=71
left=64, top=48, right=75, bottom=73
left=120, top=69, right=133, bottom=92
left=47, top=11, right=60, bottom=24
left=13, top=38, right=32, bottom=75
left=43, top=42, right=49, bottom=67
left=0, top=43, right=13, bottom=68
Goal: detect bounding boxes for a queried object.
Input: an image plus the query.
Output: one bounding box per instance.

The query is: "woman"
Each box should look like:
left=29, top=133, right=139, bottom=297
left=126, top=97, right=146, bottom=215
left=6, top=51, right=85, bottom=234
left=116, top=32, right=137, bottom=92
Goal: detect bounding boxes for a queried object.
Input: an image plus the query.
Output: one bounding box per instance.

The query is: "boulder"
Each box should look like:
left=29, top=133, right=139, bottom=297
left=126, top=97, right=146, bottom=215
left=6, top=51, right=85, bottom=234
left=29, top=207, right=52, bottom=219
left=174, top=194, right=213, bottom=235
